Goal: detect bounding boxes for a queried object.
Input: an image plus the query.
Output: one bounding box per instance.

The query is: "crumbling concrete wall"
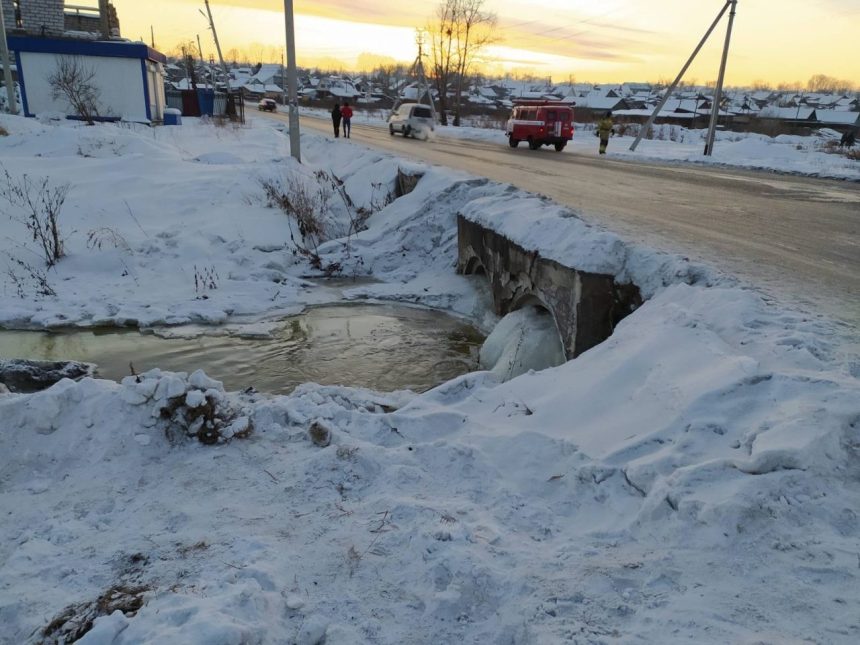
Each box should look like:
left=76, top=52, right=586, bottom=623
left=458, top=215, right=641, bottom=358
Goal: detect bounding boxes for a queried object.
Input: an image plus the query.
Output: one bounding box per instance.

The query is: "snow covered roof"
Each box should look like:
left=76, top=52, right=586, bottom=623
left=659, top=99, right=710, bottom=113
left=574, top=95, right=626, bottom=110
left=751, top=90, right=774, bottom=100
left=250, top=64, right=282, bottom=84
left=758, top=106, right=817, bottom=120
left=513, top=91, right=554, bottom=100
left=815, top=110, right=859, bottom=125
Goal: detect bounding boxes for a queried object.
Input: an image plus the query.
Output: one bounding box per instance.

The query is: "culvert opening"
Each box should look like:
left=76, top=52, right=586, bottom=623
left=479, top=304, right=567, bottom=382
left=395, top=168, right=424, bottom=197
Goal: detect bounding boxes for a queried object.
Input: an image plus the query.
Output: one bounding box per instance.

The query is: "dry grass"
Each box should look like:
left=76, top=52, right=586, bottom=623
left=0, top=166, right=69, bottom=267
left=39, top=584, right=150, bottom=644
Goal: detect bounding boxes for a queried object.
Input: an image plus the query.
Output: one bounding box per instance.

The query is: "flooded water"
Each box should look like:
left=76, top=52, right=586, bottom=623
left=0, top=305, right=484, bottom=394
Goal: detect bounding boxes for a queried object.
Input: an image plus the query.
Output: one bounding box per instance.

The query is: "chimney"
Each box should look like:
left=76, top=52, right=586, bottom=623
left=99, top=0, right=110, bottom=39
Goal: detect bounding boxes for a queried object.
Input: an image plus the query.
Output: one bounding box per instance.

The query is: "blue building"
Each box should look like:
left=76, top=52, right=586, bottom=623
left=9, top=35, right=166, bottom=122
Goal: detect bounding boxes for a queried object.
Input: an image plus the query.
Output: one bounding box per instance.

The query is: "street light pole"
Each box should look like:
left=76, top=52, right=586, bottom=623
left=284, top=0, right=301, bottom=162
left=0, top=0, right=18, bottom=115
left=704, top=0, right=739, bottom=156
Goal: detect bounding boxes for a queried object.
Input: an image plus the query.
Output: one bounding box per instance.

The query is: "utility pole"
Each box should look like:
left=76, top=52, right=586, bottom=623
left=0, top=0, right=17, bottom=115
left=281, top=51, right=286, bottom=107
left=630, top=0, right=733, bottom=153
left=283, top=0, right=301, bottom=162
left=203, top=0, right=231, bottom=94
left=414, top=30, right=436, bottom=122
left=392, top=30, right=437, bottom=122
left=151, top=26, right=155, bottom=48
left=704, top=0, right=738, bottom=156
left=196, top=34, right=208, bottom=89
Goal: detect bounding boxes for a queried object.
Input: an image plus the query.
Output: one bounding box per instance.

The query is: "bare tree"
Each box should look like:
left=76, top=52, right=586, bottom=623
left=806, top=74, right=856, bottom=94
left=428, top=0, right=458, bottom=126
left=427, top=0, right=498, bottom=126
left=451, top=0, right=497, bottom=126
left=48, top=56, right=101, bottom=124
left=373, top=63, right=398, bottom=100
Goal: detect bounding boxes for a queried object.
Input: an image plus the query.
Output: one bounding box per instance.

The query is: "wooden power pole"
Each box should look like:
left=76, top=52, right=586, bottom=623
left=283, top=0, right=301, bottom=162
left=704, top=0, right=739, bottom=156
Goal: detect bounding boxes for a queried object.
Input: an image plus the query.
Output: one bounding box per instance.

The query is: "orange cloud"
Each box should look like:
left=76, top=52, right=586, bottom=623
left=112, top=0, right=859, bottom=85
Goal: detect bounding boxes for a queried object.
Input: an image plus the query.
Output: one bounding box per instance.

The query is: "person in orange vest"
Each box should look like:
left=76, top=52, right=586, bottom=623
left=340, top=101, right=353, bottom=138
left=597, top=111, right=614, bottom=155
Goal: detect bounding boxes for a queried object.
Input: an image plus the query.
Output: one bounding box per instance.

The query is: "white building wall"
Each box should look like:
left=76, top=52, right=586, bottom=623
left=20, top=52, right=148, bottom=121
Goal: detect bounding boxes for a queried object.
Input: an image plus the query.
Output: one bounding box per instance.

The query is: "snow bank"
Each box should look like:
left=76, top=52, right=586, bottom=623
left=1, top=113, right=858, bottom=644
left=1, top=280, right=857, bottom=643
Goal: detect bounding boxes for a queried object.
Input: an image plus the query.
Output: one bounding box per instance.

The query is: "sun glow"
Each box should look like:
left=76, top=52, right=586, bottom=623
left=112, top=0, right=859, bottom=86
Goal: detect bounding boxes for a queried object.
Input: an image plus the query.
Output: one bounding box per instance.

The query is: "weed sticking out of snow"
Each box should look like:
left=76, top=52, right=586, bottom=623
left=193, top=265, right=219, bottom=299
left=0, top=165, right=69, bottom=267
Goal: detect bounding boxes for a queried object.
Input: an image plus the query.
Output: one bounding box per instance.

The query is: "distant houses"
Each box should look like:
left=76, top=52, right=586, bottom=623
left=154, top=50, right=859, bottom=135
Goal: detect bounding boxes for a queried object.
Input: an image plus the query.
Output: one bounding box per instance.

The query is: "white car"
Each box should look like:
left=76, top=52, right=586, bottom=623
left=257, top=98, right=277, bottom=112
left=388, top=103, right=435, bottom=138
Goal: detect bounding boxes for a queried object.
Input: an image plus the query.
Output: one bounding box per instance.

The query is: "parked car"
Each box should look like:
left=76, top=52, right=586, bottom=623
left=258, top=98, right=277, bottom=112
left=506, top=100, right=574, bottom=151
left=388, top=103, right=435, bottom=138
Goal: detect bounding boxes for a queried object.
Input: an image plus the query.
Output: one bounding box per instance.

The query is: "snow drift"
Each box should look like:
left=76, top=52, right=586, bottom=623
left=1, top=114, right=858, bottom=644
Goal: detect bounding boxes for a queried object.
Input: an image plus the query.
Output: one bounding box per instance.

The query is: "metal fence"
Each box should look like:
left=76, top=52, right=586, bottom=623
left=163, top=88, right=244, bottom=123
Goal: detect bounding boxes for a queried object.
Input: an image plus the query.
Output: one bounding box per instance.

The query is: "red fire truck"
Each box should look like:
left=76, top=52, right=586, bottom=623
left=505, top=100, right=575, bottom=151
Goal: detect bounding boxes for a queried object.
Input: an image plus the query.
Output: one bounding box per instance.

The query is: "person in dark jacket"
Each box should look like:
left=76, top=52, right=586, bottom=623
left=596, top=111, right=614, bottom=155
left=341, top=101, right=353, bottom=138
left=331, top=101, right=342, bottom=138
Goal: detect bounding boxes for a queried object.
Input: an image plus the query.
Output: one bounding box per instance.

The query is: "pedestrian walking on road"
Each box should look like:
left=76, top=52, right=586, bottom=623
left=331, top=101, right=342, bottom=138
left=341, top=101, right=353, bottom=138
left=597, top=111, right=614, bottom=155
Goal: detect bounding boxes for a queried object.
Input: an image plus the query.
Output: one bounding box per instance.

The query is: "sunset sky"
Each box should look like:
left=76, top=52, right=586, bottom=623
left=109, top=0, right=859, bottom=86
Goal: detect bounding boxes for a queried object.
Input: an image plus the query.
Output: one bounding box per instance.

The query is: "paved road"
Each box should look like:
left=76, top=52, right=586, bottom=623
left=264, top=112, right=860, bottom=328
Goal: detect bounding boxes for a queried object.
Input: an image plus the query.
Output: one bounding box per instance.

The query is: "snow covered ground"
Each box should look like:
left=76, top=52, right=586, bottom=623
left=1, top=114, right=859, bottom=644
left=302, top=106, right=860, bottom=181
